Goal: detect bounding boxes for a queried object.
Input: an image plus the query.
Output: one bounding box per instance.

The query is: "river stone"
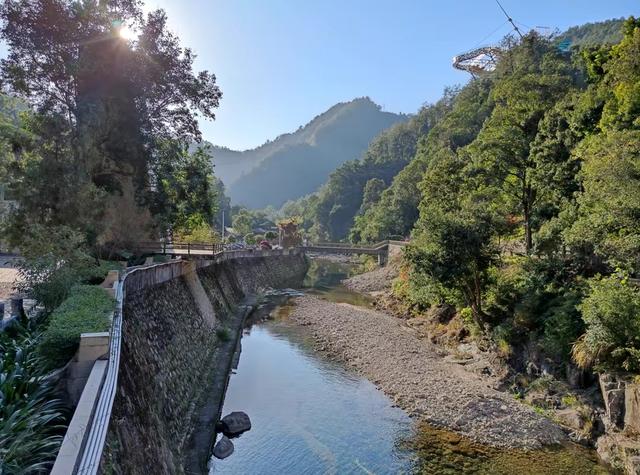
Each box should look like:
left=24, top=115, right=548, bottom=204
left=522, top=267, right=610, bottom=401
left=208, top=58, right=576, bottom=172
left=220, top=411, right=252, bottom=437
left=213, top=436, right=234, bottom=459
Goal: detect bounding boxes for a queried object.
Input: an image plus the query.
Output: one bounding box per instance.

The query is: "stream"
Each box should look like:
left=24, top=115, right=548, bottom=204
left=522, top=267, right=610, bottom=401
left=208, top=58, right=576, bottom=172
left=210, top=258, right=609, bottom=474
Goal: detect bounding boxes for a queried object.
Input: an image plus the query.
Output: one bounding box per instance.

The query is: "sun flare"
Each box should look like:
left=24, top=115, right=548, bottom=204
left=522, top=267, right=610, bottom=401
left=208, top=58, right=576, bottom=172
left=118, top=25, right=137, bottom=41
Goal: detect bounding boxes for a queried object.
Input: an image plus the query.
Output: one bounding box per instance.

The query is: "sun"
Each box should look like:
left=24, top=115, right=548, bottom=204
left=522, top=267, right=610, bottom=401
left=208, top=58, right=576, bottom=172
left=118, top=25, right=137, bottom=41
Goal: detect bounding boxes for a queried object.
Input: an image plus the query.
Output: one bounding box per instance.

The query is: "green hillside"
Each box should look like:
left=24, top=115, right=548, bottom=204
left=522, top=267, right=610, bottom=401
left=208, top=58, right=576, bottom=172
left=210, top=98, right=407, bottom=208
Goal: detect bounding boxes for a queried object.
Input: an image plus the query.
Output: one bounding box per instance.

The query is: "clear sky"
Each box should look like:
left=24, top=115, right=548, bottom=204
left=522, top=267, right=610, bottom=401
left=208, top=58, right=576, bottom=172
left=17, top=1, right=640, bottom=151
left=147, top=0, right=637, bottom=150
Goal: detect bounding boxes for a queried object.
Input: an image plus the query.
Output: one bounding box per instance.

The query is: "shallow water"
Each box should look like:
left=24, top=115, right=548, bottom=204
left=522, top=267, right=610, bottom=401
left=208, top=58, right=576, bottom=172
left=210, top=258, right=610, bottom=474
left=303, top=258, right=374, bottom=307
left=210, top=317, right=416, bottom=474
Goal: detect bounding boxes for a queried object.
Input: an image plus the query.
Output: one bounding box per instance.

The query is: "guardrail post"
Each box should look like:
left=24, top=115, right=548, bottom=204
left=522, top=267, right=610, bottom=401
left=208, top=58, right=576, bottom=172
left=187, top=242, right=191, bottom=256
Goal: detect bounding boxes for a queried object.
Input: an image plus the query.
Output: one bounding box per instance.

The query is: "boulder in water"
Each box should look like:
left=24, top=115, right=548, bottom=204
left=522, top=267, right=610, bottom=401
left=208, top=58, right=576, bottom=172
left=220, top=411, right=252, bottom=437
left=213, top=435, right=234, bottom=459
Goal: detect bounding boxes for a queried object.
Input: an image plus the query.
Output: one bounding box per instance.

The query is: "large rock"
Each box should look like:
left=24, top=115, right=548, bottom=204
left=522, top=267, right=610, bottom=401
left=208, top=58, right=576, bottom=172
left=599, top=373, right=626, bottom=430
left=625, top=382, right=640, bottom=434
left=213, top=436, right=234, bottom=459
left=220, top=411, right=252, bottom=437
left=566, top=363, right=594, bottom=389
left=597, top=433, right=640, bottom=474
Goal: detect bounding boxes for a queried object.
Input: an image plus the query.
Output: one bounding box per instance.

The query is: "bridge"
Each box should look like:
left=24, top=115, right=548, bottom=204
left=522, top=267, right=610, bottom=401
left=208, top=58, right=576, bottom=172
left=132, top=240, right=409, bottom=265
left=302, top=240, right=408, bottom=264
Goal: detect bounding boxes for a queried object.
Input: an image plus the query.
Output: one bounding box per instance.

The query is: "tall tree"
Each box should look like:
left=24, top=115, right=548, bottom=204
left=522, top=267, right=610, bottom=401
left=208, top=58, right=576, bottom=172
left=0, top=0, right=222, bottom=248
left=468, top=33, right=576, bottom=253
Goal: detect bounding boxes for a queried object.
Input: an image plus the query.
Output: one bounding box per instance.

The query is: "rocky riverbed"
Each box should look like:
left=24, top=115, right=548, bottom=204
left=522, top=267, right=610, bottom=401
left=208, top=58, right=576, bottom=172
left=289, top=295, right=567, bottom=450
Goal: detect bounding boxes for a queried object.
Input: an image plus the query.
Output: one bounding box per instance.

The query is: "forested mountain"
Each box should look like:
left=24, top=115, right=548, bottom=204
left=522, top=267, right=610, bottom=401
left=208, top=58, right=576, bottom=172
left=307, top=96, right=454, bottom=240
left=209, top=98, right=407, bottom=208
left=282, top=17, right=640, bottom=386
left=555, top=18, right=625, bottom=47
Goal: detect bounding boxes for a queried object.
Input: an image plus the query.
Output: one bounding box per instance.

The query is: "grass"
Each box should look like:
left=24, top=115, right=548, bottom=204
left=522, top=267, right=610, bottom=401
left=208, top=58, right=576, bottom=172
left=39, top=285, right=114, bottom=368
left=561, top=394, right=579, bottom=408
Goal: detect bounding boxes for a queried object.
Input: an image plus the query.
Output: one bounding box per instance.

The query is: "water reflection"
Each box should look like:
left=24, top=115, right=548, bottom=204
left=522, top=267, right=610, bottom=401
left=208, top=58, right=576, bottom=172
left=211, top=319, right=416, bottom=474
left=303, top=258, right=374, bottom=307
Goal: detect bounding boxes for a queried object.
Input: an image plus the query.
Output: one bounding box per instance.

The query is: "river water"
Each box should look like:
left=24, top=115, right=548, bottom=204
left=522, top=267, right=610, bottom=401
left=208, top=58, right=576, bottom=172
left=210, top=258, right=609, bottom=474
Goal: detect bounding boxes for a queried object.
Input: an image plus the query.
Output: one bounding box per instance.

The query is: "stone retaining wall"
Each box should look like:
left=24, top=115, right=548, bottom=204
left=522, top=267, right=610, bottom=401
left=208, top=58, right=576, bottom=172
left=100, top=251, right=308, bottom=474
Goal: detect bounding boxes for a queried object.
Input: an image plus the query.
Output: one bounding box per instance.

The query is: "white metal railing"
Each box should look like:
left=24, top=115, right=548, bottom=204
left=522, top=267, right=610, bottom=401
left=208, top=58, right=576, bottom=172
left=71, top=248, right=300, bottom=474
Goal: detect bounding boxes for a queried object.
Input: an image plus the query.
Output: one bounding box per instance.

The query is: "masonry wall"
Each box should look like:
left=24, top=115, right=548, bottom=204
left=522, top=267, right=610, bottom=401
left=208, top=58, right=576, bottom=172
left=101, top=251, right=308, bottom=474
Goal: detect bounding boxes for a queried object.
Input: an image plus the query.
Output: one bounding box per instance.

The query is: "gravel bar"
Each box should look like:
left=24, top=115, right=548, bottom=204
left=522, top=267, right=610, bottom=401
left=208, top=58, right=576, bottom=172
left=290, top=295, right=567, bottom=449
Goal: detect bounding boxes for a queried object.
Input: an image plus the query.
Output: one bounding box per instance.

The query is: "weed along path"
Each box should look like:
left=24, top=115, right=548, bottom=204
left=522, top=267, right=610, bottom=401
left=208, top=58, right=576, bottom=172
left=209, top=259, right=608, bottom=474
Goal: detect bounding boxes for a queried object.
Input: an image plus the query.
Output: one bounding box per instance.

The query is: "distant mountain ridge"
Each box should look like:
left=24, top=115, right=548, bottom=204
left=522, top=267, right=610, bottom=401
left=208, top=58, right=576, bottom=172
left=207, top=97, right=408, bottom=208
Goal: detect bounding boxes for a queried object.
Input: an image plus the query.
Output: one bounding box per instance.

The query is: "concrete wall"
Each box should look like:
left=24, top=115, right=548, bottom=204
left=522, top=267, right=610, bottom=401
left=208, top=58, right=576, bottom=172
left=100, top=251, right=308, bottom=474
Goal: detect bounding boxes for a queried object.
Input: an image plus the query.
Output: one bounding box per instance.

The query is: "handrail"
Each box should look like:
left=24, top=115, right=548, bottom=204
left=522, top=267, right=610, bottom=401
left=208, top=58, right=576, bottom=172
left=75, top=268, right=124, bottom=474
left=76, top=259, right=188, bottom=474
left=72, top=249, right=302, bottom=474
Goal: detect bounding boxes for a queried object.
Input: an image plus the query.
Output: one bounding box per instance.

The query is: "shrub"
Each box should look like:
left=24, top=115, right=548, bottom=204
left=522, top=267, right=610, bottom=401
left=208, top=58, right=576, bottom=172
left=244, top=233, right=256, bottom=245
left=0, top=326, right=66, bottom=473
left=573, top=274, right=640, bottom=373
left=265, top=231, right=277, bottom=240
left=216, top=327, right=232, bottom=342
left=173, top=217, right=219, bottom=243
left=39, top=285, right=114, bottom=368
left=541, top=290, right=584, bottom=362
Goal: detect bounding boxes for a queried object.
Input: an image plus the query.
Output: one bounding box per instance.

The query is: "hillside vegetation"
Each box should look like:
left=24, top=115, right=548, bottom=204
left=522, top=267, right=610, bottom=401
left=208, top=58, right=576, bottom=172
left=288, top=19, right=640, bottom=382
left=555, top=18, right=625, bottom=47
left=210, top=98, right=407, bottom=208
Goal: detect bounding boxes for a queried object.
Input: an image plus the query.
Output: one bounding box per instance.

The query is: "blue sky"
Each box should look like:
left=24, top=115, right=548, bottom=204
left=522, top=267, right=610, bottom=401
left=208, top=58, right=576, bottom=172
left=10, top=1, right=640, bottom=150
left=148, top=0, right=638, bottom=151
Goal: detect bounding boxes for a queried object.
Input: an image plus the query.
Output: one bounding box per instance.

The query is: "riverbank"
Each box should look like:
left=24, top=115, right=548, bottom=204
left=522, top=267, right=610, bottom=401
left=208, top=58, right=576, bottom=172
left=289, top=295, right=567, bottom=449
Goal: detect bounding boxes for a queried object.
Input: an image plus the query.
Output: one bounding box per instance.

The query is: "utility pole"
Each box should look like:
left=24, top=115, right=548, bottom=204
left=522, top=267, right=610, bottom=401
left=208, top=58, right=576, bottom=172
left=221, top=210, right=225, bottom=241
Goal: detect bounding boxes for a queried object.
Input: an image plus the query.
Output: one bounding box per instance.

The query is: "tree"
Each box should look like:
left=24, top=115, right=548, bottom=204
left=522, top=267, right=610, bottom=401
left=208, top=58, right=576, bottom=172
left=565, top=131, right=640, bottom=272
left=0, top=0, right=222, bottom=248
left=359, top=178, right=385, bottom=214
left=573, top=273, right=640, bottom=372
left=468, top=34, right=576, bottom=253
left=150, top=143, right=219, bottom=238
left=232, top=210, right=253, bottom=237
left=353, top=79, right=493, bottom=243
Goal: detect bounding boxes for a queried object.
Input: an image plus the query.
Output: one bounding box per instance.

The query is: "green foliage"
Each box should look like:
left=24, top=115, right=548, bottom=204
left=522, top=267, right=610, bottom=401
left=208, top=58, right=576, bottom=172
left=216, top=327, right=232, bottom=342
left=244, top=233, right=256, bottom=245
left=348, top=20, right=640, bottom=379
left=0, top=326, right=66, bottom=473
left=0, top=0, right=222, bottom=248
left=354, top=79, right=494, bottom=243
left=39, top=286, right=114, bottom=369
left=232, top=210, right=254, bottom=236
left=15, top=226, right=118, bottom=311
left=575, top=274, right=640, bottom=373
left=565, top=130, right=640, bottom=271
left=151, top=143, right=221, bottom=238
left=555, top=18, right=625, bottom=48
left=313, top=97, right=451, bottom=241
left=173, top=214, right=219, bottom=244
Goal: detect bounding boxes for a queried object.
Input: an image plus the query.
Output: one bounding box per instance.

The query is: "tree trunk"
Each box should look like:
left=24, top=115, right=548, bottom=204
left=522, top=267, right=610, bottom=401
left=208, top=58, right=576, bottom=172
left=523, top=183, right=533, bottom=254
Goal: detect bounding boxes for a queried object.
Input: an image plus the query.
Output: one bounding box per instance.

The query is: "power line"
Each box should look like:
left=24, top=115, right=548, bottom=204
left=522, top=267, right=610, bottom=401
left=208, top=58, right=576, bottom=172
left=473, top=19, right=510, bottom=49
left=495, top=0, right=523, bottom=38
